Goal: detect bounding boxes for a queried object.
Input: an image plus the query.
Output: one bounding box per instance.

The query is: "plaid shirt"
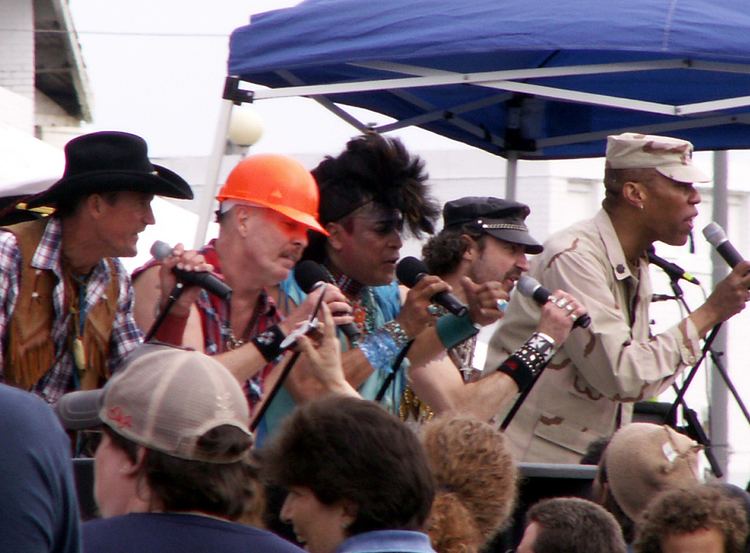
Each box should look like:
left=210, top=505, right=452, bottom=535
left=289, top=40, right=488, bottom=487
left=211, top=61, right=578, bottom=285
left=0, top=218, right=143, bottom=405
left=195, top=240, right=281, bottom=408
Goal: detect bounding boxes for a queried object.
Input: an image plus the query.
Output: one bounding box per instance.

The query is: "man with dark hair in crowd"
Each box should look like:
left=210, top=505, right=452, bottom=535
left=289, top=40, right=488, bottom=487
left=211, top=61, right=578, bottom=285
left=517, top=497, right=626, bottom=553
left=635, top=485, right=748, bottom=553
left=486, top=132, right=750, bottom=463
left=0, top=131, right=194, bottom=404
left=261, top=395, right=437, bottom=553
left=259, top=133, right=515, bottom=436
left=55, top=343, right=303, bottom=553
left=402, top=196, right=586, bottom=423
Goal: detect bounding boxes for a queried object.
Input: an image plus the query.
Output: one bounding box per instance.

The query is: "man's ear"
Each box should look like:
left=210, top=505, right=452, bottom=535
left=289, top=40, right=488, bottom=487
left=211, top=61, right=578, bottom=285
left=326, top=222, right=345, bottom=251
left=85, top=194, right=106, bottom=219
left=233, top=206, right=251, bottom=237
left=119, top=446, right=146, bottom=477
left=340, top=499, right=358, bottom=531
left=461, top=234, right=479, bottom=261
left=622, top=180, right=647, bottom=210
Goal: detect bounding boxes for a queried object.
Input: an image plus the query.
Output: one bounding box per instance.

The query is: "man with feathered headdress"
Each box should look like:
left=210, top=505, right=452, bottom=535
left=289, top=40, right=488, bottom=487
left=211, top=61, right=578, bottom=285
left=256, top=133, right=509, bottom=438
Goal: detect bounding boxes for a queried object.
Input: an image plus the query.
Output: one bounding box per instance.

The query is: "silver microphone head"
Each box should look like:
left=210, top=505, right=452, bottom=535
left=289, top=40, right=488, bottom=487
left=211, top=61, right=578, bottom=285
left=150, top=240, right=174, bottom=260
left=517, top=274, right=541, bottom=298
left=702, top=222, right=728, bottom=248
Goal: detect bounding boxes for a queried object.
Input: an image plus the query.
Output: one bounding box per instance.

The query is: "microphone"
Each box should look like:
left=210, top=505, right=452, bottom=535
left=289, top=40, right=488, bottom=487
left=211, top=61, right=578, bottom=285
left=396, top=257, right=468, bottom=317
left=703, top=222, right=744, bottom=268
left=647, top=247, right=701, bottom=285
left=150, top=241, right=232, bottom=301
left=517, top=275, right=591, bottom=329
left=294, top=260, right=360, bottom=341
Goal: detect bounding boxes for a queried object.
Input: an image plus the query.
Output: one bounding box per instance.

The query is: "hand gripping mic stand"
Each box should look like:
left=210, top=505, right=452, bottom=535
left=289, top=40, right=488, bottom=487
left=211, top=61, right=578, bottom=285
left=144, top=283, right=188, bottom=343
left=656, top=267, right=750, bottom=478
left=249, top=288, right=327, bottom=432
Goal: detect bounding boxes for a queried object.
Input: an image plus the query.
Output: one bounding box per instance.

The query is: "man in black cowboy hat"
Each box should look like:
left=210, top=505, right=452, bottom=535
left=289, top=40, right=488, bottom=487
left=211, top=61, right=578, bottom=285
left=0, top=130, right=194, bottom=405
left=401, top=196, right=585, bottom=424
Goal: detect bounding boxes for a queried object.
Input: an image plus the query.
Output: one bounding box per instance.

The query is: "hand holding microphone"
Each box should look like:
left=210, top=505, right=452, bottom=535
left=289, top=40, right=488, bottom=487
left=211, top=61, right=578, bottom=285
left=396, top=257, right=468, bottom=316
left=518, top=275, right=591, bottom=331
left=695, top=223, right=750, bottom=331
left=294, top=260, right=360, bottom=342
left=150, top=240, right=232, bottom=301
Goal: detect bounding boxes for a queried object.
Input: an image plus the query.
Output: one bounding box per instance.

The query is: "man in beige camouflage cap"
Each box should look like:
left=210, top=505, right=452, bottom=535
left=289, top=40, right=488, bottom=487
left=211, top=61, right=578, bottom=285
left=592, top=423, right=702, bottom=545
left=485, top=132, right=750, bottom=463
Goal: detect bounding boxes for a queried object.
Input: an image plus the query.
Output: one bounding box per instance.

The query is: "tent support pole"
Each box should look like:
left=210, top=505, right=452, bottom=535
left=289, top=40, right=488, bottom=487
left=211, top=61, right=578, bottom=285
left=193, top=99, right=233, bottom=248
left=505, top=151, right=518, bottom=200
left=710, top=150, right=730, bottom=478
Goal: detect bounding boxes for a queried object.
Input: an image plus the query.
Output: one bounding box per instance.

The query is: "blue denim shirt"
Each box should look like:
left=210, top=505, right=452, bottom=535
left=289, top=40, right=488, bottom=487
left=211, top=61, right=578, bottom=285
left=336, top=530, right=436, bottom=553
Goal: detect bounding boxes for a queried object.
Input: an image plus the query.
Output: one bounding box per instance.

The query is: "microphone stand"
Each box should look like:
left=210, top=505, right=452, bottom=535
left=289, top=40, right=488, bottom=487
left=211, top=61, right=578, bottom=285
left=144, top=283, right=186, bottom=342
left=658, top=274, right=748, bottom=478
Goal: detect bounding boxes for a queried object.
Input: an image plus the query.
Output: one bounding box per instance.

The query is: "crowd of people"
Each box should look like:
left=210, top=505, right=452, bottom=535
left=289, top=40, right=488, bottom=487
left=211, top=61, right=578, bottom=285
left=1, top=128, right=749, bottom=552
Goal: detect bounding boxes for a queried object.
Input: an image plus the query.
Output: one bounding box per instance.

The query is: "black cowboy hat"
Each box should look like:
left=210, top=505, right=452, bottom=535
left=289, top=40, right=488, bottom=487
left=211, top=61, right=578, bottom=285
left=25, top=131, right=193, bottom=208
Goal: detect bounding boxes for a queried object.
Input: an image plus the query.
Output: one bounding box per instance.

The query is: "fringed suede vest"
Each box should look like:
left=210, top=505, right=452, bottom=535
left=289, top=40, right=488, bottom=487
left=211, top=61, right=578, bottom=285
left=2, top=219, right=119, bottom=391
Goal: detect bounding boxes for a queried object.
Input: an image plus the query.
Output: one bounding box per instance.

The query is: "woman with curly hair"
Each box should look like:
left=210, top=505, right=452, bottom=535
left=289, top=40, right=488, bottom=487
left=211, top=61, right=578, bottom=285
left=634, top=484, right=748, bottom=553
left=421, top=415, right=518, bottom=553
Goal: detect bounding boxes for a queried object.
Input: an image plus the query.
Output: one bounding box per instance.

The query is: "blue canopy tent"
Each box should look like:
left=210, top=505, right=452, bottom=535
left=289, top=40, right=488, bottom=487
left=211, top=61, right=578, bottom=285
left=227, top=0, right=750, bottom=160
left=207, top=0, right=750, bottom=472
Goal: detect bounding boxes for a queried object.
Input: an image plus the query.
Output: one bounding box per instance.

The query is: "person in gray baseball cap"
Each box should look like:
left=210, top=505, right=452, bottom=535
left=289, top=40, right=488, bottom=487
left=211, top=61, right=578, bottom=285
left=55, top=342, right=304, bottom=553
left=485, top=132, right=750, bottom=464
left=400, top=196, right=587, bottom=425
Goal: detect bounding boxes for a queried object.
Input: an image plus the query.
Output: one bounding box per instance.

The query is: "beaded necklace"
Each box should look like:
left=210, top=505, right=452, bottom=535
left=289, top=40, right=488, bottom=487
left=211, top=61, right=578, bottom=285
left=324, top=264, right=377, bottom=338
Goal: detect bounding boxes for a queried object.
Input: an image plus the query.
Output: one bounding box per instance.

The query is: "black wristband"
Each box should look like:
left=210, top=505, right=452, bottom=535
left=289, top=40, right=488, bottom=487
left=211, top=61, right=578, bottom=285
left=496, top=332, right=556, bottom=391
left=251, top=325, right=286, bottom=362
left=497, top=355, right=534, bottom=391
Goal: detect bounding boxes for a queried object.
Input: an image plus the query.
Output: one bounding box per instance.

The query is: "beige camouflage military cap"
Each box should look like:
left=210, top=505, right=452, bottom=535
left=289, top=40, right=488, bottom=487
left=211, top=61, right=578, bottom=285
left=606, top=132, right=710, bottom=184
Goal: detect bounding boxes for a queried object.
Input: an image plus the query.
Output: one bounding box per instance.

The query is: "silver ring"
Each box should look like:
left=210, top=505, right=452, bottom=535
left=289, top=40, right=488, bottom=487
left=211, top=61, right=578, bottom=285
left=569, top=312, right=578, bottom=321
left=496, top=299, right=509, bottom=312
left=565, top=304, right=574, bottom=312
left=556, top=298, right=569, bottom=309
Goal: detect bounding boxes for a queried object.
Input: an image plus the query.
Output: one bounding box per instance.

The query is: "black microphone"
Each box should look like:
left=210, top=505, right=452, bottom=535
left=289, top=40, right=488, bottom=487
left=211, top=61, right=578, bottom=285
left=396, top=257, right=468, bottom=317
left=517, top=275, right=591, bottom=329
left=294, top=260, right=361, bottom=342
left=703, top=222, right=744, bottom=268
left=150, top=241, right=232, bottom=301
left=647, top=247, right=701, bottom=285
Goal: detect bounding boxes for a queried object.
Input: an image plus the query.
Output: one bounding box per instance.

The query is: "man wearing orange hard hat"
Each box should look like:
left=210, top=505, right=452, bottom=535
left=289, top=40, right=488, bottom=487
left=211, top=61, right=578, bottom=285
left=132, top=153, right=352, bottom=411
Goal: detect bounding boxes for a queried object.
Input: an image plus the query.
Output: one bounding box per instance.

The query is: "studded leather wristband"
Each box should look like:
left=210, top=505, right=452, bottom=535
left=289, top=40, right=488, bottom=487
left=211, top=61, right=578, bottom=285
left=496, top=332, right=556, bottom=391
left=251, top=325, right=287, bottom=362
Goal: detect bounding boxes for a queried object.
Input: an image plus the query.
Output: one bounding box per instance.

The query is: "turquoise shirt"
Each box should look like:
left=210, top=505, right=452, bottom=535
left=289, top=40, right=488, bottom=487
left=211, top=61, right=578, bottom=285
left=255, top=270, right=407, bottom=445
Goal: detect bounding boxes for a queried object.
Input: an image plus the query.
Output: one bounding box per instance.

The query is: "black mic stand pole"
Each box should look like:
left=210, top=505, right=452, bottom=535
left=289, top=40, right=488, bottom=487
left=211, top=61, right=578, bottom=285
left=665, top=277, right=750, bottom=426
left=144, top=283, right=187, bottom=343
left=250, top=351, right=301, bottom=432
left=660, top=276, right=750, bottom=477
left=656, top=276, right=726, bottom=476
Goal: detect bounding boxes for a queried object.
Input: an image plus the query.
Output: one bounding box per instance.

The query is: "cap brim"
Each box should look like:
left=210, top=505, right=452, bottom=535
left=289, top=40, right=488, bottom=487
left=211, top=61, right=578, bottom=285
left=26, top=164, right=193, bottom=208
left=484, top=228, right=543, bottom=254
left=656, top=164, right=710, bottom=184
left=55, top=389, right=105, bottom=430
left=253, top=200, right=329, bottom=236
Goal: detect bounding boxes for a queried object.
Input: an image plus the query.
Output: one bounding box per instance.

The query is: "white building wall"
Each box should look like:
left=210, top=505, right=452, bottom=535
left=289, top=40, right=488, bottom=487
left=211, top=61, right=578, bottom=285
left=0, top=0, right=35, bottom=100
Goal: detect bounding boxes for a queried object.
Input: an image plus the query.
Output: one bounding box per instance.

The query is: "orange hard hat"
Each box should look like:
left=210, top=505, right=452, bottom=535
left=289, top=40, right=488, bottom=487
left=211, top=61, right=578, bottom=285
left=217, top=154, right=327, bottom=235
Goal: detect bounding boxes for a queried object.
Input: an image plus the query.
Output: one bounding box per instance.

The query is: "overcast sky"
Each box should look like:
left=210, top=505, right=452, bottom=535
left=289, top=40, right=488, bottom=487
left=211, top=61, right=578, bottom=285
left=68, top=0, right=460, bottom=158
